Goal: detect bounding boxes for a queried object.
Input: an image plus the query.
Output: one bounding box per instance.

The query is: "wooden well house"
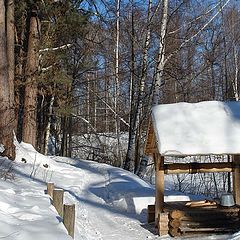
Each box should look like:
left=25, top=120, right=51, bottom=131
left=145, top=101, right=240, bottom=237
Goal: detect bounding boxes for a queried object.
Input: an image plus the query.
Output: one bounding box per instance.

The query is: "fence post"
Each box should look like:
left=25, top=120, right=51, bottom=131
left=63, top=204, right=75, bottom=238
left=53, top=189, right=64, bottom=217
left=47, top=182, right=54, bottom=198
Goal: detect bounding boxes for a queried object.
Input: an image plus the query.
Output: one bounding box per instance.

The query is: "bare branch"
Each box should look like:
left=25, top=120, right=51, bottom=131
left=39, top=43, right=73, bottom=53
left=164, top=0, right=231, bottom=66
left=89, top=89, right=130, bottom=128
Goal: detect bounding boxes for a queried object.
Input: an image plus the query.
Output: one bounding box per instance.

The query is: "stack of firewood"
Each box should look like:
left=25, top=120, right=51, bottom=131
left=168, top=207, right=240, bottom=237
left=148, top=201, right=240, bottom=237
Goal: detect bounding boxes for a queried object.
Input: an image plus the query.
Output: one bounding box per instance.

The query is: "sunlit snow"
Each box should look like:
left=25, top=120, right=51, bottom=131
left=152, top=101, right=240, bottom=156
left=0, top=140, right=239, bottom=239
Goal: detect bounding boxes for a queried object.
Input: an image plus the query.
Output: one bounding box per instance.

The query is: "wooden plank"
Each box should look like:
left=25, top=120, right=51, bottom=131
left=185, top=200, right=216, bottom=207
left=154, top=154, right=164, bottom=225
left=163, top=162, right=233, bottom=174
left=233, top=155, right=240, bottom=205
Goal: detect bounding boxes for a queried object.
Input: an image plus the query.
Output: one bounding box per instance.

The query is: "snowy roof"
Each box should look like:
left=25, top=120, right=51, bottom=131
left=151, top=101, right=240, bottom=156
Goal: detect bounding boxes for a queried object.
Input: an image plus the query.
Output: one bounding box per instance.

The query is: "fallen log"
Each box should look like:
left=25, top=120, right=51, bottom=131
left=168, top=219, right=181, bottom=228
left=168, top=226, right=181, bottom=237
left=179, top=219, right=240, bottom=229
left=169, top=209, right=240, bottom=221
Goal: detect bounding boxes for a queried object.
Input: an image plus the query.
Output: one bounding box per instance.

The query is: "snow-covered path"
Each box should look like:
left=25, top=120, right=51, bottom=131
left=48, top=158, right=158, bottom=240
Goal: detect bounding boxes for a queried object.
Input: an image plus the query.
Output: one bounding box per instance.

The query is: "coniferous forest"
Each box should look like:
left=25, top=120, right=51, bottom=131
left=0, top=0, right=240, bottom=174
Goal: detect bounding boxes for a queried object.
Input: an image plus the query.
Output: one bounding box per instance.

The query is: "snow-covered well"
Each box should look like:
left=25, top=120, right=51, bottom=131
left=152, top=101, right=240, bottom=156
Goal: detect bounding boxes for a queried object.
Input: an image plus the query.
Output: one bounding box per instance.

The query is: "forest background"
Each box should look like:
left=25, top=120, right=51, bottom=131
left=0, top=0, right=240, bottom=187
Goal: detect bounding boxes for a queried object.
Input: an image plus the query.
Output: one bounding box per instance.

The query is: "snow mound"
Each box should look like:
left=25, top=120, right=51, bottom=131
left=0, top=158, right=72, bottom=240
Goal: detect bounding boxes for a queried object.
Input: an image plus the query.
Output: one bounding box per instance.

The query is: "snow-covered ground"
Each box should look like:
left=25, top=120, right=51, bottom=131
left=0, top=141, right=240, bottom=239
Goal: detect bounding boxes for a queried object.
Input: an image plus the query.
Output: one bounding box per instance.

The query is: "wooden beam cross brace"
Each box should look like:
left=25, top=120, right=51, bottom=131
left=161, top=162, right=235, bottom=174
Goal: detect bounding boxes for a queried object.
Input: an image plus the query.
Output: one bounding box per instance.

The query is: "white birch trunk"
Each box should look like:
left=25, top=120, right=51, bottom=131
left=233, top=46, right=239, bottom=101
left=115, top=0, right=122, bottom=166
left=153, top=0, right=168, bottom=105
left=87, top=74, right=90, bottom=133
left=44, top=96, right=55, bottom=155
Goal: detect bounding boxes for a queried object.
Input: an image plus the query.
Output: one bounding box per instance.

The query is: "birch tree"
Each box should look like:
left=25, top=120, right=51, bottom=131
left=115, top=0, right=122, bottom=165
left=152, top=0, right=168, bottom=105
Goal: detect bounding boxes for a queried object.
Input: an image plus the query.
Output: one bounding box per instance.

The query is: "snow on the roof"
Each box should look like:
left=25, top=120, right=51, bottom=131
left=151, top=101, right=240, bottom=156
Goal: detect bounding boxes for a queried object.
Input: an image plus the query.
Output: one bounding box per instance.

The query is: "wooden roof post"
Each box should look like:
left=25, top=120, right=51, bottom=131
left=233, top=155, right=240, bottom=205
left=154, top=153, right=164, bottom=227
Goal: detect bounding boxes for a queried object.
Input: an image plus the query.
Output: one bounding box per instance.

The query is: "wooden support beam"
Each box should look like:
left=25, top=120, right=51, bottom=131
left=233, top=155, right=240, bottom=205
left=154, top=154, right=164, bottom=226
left=145, top=147, right=158, bottom=154
left=144, top=120, right=158, bottom=155
left=162, top=162, right=233, bottom=174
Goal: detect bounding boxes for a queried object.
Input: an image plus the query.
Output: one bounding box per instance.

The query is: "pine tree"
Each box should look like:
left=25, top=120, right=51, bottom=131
left=0, top=0, right=15, bottom=159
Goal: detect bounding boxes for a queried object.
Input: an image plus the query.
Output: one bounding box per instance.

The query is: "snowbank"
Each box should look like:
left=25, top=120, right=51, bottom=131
left=0, top=158, right=71, bottom=240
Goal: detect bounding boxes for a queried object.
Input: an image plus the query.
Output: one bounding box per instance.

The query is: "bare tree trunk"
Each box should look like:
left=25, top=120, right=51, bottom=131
left=87, top=74, right=90, bottom=133
left=129, top=0, right=135, bottom=118
left=115, top=0, right=122, bottom=166
left=61, top=115, right=68, bottom=157
left=153, top=0, right=168, bottom=105
left=68, top=115, right=72, bottom=158
left=233, top=46, right=239, bottom=101
left=6, top=0, right=15, bottom=122
left=15, top=13, right=26, bottom=141
left=22, top=11, right=40, bottom=147
left=125, top=0, right=152, bottom=172
left=0, top=0, right=15, bottom=159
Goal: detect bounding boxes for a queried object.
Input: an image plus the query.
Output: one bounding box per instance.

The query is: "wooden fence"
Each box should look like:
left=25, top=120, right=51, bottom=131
left=47, top=182, right=75, bottom=239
